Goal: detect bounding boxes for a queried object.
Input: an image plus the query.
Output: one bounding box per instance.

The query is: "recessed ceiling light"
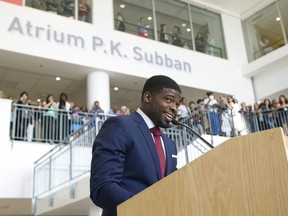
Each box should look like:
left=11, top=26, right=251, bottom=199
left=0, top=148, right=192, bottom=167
left=147, top=16, right=152, bottom=21
left=182, top=23, right=186, bottom=27
left=186, top=28, right=191, bottom=32
left=37, top=99, right=41, bottom=102
left=114, top=87, right=119, bottom=91
left=120, top=4, right=125, bottom=8
left=276, top=17, right=280, bottom=21
left=56, top=77, right=61, bottom=81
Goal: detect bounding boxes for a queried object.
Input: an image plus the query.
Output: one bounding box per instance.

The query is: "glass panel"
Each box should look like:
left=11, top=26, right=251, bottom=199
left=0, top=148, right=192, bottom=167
left=25, top=0, right=89, bottom=22
left=244, top=2, right=283, bottom=61
left=190, top=6, right=226, bottom=58
left=78, top=0, right=92, bottom=23
left=155, top=0, right=192, bottom=50
left=113, top=0, right=154, bottom=40
left=279, top=0, right=288, bottom=43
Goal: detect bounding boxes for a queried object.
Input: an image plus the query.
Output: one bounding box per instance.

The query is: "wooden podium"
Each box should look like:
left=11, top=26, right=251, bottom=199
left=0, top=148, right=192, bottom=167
left=118, top=128, right=288, bottom=216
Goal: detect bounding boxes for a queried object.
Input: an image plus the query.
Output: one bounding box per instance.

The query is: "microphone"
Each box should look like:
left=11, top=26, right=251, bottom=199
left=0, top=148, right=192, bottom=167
left=171, top=119, right=214, bottom=149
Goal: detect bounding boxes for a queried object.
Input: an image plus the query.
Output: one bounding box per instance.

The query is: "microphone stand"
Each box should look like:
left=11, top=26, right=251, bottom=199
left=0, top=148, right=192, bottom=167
left=172, top=119, right=214, bottom=149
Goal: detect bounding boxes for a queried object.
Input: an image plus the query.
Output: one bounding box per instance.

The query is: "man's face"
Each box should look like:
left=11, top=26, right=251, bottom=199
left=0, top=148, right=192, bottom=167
left=145, top=88, right=181, bottom=128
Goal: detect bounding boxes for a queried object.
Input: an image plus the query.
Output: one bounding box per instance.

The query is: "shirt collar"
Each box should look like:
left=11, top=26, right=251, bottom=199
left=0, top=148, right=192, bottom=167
left=137, top=108, right=155, bottom=129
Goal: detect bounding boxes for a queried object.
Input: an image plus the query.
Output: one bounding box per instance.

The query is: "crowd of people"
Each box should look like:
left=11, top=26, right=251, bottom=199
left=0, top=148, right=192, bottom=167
left=1, top=89, right=288, bottom=143
left=115, top=13, right=218, bottom=54
left=0, top=90, right=133, bottom=143
left=177, top=92, right=288, bottom=137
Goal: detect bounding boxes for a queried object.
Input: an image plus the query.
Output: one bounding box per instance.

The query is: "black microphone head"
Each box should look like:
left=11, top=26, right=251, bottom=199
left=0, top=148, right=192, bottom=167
left=171, top=119, right=180, bottom=125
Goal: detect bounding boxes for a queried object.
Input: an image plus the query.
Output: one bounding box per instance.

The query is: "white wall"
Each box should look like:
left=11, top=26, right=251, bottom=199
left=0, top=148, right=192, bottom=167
left=0, top=1, right=255, bottom=106
left=0, top=142, right=54, bottom=197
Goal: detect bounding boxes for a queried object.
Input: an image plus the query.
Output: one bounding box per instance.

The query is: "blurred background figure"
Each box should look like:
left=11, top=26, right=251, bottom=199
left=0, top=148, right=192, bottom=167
left=78, top=0, right=90, bottom=22
left=116, top=12, right=126, bottom=31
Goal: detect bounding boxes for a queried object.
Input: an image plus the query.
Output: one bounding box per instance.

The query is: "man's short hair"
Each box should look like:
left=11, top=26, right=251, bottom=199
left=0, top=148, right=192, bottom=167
left=141, top=75, right=181, bottom=101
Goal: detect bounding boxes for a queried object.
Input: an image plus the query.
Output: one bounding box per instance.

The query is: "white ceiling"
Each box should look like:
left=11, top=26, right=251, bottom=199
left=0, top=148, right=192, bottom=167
left=0, top=0, right=286, bottom=216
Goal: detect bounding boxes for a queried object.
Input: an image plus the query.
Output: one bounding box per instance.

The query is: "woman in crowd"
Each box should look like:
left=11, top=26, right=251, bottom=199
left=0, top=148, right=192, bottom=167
left=42, top=95, right=58, bottom=143
left=57, top=93, right=71, bottom=141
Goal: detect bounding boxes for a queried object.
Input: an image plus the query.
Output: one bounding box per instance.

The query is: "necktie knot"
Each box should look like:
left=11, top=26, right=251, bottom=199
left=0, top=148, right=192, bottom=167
left=150, top=127, right=162, bottom=137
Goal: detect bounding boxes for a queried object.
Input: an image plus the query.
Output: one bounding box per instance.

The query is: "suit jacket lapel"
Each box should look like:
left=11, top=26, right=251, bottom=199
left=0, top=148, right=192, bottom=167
left=131, top=112, right=163, bottom=180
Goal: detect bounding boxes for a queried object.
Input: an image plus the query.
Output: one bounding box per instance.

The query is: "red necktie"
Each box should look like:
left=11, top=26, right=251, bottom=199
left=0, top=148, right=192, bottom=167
left=150, top=127, right=166, bottom=178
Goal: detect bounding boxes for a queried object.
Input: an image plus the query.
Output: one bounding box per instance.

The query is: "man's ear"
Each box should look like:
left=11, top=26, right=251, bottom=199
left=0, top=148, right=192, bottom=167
left=143, top=91, right=152, bottom=103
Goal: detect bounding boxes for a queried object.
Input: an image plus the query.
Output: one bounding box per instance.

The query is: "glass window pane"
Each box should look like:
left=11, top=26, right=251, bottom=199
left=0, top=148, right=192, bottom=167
left=244, top=2, right=283, bottom=61
left=113, top=0, right=154, bottom=40
left=155, top=0, right=192, bottom=50
left=78, top=0, right=92, bottom=23
left=25, top=0, right=89, bottom=22
left=190, top=6, right=226, bottom=58
left=279, top=0, right=288, bottom=43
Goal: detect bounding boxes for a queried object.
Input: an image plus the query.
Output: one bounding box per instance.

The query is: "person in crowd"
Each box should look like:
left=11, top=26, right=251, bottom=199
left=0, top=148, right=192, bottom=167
left=159, top=23, right=169, bottom=43
left=270, top=99, right=282, bottom=128
left=78, top=0, right=90, bottom=22
left=70, top=104, right=83, bottom=133
left=189, top=101, right=204, bottom=134
left=278, top=95, right=288, bottom=108
left=42, top=95, right=57, bottom=143
left=195, top=32, right=205, bottom=52
left=197, top=98, right=209, bottom=132
left=57, top=93, right=71, bottom=141
left=259, top=99, right=275, bottom=130
left=177, top=97, right=190, bottom=121
left=78, top=105, right=90, bottom=129
left=253, top=102, right=263, bottom=131
left=203, top=92, right=220, bottom=135
left=182, top=40, right=189, bottom=49
left=205, top=32, right=215, bottom=55
left=218, top=95, right=232, bottom=137
left=108, top=105, right=120, bottom=115
left=90, top=100, right=104, bottom=115
left=90, top=100, right=104, bottom=129
left=15, top=91, right=30, bottom=140
left=0, top=90, right=6, bottom=99
left=230, top=97, right=245, bottom=135
left=90, top=75, right=181, bottom=216
left=137, top=17, right=148, bottom=38
left=116, top=12, right=126, bottom=32
left=119, top=105, right=130, bottom=115
left=259, top=36, right=273, bottom=55
left=238, top=101, right=251, bottom=135
left=172, top=25, right=181, bottom=47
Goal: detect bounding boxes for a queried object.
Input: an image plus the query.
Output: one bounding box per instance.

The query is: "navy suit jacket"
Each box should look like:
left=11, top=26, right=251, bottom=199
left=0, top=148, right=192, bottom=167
left=90, top=111, right=177, bottom=216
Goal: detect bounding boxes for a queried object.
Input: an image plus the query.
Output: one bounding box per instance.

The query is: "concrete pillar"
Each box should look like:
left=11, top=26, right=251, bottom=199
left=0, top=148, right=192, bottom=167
left=87, top=71, right=110, bottom=113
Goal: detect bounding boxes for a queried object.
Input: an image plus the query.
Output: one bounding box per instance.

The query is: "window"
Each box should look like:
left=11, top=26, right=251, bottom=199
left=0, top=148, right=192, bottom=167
left=155, top=0, right=192, bottom=50
left=113, top=0, right=154, bottom=39
left=25, top=0, right=92, bottom=23
left=112, top=0, right=227, bottom=59
left=243, top=2, right=284, bottom=61
left=190, top=6, right=226, bottom=58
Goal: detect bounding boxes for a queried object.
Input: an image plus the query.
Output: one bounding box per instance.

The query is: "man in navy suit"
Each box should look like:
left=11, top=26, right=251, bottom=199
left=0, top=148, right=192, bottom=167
left=90, top=75, right=181, bottom=216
